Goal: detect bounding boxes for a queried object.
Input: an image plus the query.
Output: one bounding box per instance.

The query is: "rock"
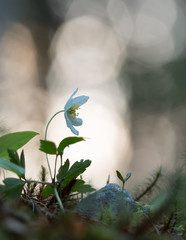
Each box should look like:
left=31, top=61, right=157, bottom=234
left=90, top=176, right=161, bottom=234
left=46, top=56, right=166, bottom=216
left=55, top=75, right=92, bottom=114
left=76, top=183, right=138, bottom=221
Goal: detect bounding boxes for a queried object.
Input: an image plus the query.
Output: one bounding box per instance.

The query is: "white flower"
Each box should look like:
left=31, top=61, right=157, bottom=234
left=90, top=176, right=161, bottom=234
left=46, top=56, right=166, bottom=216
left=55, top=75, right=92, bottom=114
left=64, top=88, right=89, bottom=135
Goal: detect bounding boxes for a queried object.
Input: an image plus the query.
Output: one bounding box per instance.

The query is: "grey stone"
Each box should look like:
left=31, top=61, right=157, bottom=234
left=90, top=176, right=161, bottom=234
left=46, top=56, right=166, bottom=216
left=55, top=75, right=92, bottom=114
left=76, top=183, right=138, bottom=221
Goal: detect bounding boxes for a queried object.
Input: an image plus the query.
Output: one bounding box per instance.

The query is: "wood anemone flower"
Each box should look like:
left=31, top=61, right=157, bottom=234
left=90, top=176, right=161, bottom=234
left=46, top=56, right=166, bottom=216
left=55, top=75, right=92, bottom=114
left=64, top=88, right=89, bottom=136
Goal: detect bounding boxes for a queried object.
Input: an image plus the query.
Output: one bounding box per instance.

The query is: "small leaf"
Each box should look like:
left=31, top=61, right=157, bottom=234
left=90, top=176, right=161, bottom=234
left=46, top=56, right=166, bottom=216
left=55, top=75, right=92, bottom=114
left=20, top=150, right=25, bottom=169
left=0, top=178, right=23, bottom=199
left=0, top=157, right=25, bottom=178
left=75, top=184, right=95, bottom=193
left=41, top=185, right=54, bottom=198
left=39, top=140, right=57, bottom=155
left=71, top=179, right=95, bottom=193
left=57, top=137, right=84, bottom=155
left=71, top=179, right=85, bottom=187
left=61, top=160, right=91, bottom=188
left=124, top=172, right=132, bottom=182
left=8, top=149, right=20, bottom=165
left=57, top=159, right=70, bottom=181
left=0, top=131, right=39, bottom=159
left=116, top=170, right=125, bottom=183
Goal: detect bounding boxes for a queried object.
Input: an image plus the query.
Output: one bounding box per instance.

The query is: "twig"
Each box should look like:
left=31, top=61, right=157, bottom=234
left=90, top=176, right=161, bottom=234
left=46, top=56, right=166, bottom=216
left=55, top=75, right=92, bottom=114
left=24, top=179, right=53, bottom=186
left=135, top=168, right=162, bottom=201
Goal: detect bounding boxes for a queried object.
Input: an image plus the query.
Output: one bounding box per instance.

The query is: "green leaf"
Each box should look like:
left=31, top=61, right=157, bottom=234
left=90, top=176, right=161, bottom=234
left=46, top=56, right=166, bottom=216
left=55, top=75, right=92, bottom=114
left=57, top=137, right=84, bottom=155
left=75, top=184, right=95, bottom=193
left=124, top=172, right=132, bottom=182
left=0, top=178, right=23, bottom=199
left=0, top=131, right=39, bottom=159
left=57, top=159, right=70, bottom=181
left=3, top=177, right=22, bottom=185
left=8, top=149, right=20, bottom=165
left=61, top=160, right=91, bottom=188
left=0, top=157, right=25, bottom=178
left=20, top=150, right=25, bottom=169
left=39, top=140, right=57, bottom=155
left=71, top=179, right=95, bottom=193
left=116, top=170, right=125, bottom=183
left=41, top=185, right=54, bottom=198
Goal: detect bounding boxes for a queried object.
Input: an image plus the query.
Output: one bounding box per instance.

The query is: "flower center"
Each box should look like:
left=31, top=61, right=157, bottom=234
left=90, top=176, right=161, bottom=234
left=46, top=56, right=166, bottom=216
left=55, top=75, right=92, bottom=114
left=67, top=103, right=80, bottom=120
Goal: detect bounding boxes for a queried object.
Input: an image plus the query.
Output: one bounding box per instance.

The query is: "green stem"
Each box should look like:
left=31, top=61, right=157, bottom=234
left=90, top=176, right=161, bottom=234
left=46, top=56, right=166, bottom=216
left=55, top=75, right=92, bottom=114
left=53, top=154, right=58, bottom=183
left=24, top=179, right=53, bottom=186
left=60, top=154, right=63, bottom=167
left=53, top=186, right=65, bottom=213
left=44, top=110, right=64, bottom=181
left=122, top=182, right=125, bottom=192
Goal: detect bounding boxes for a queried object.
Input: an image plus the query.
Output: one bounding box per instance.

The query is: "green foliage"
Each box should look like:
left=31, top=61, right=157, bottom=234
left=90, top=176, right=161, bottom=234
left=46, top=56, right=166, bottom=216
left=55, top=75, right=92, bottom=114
left=20, top=150, right=25, bottom=168
left=7, top=149, right=20, bottom=165
left=116, top=170, right=131, bottom=190
left=99, top=204, right=114, bottom=225
left=0, top=103, right=185, bottom=240
left=57, top=159, right=70, bottom=180
left=116, top=170, right=124, bottom=183
left=125, top=172, right=132, bottom=181
left=0, top=157, right=25, bottom=178
left=58, top=159, right=91, bottom=188
left=39, top=165, right=47, bottom=182
left=0, top=178, right=23, bottom=199
left=39, top=137, right=85, bottom=156
left=71, top=179, right=95, bottom=193
left=8, top=149, right=26, bottom=177
left=42, top=159, right=93, bottom=198
left=39, top=140, right=57, bottom=154
left=116, top=170, right=131, bottom=184
left=0, top=131, right=39, bottom=159
left=41, top=185, right=54, bottom=197
left=57, top=137, right=84, bottom=155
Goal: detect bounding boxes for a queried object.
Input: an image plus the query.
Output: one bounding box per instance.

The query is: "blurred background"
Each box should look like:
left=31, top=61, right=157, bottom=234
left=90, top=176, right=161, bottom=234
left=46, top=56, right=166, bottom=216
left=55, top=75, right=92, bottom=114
left=0, top=0, right=186, bottom=190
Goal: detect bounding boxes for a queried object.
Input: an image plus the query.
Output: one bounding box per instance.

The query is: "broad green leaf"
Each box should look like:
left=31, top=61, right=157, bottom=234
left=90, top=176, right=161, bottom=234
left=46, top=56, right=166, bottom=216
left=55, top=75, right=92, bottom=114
left=41, top=185, right=54, bottom=198
left=0, top=157, right=25, bottom=178
left=3, top=177, right=23, bottom=185
left=0, top=131, right=39, bottom=159
left=124, top=172, right=132, bottom=182
left=57, top=159, right=70, bottom=181
left=39, top=140, right=57, bottom=155
left=57, top=137, right=84, bottom=155
left=61, top=160, right=91, bottom=188
left=0, top=178, right=23, bottom=199
left=73, top=184, right=95, bottom=193
left=116, top=170, right=125, bottom=183
left=71, top=179, right=95, bottom=193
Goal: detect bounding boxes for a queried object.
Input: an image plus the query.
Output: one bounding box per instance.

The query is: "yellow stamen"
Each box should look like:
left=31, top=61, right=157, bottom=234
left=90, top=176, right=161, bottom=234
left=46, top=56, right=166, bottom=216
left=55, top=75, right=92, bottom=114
left=67, top=103, right=80, bottom=120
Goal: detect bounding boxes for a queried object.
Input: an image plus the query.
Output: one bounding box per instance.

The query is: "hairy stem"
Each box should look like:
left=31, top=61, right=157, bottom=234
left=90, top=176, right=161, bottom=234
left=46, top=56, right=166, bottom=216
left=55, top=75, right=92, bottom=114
left=135, top=168, right=162, bottom=201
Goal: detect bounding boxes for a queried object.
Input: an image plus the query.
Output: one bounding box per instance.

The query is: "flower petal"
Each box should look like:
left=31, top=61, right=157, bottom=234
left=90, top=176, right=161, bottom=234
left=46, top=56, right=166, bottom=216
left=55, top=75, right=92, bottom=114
left=64, top=88, right=79, bottom=111
left=69, top=125, right=79, bottom=136
left=70, top=118, right=83, bottom=126
left=64, top=112, right=72, bottom=128
left=63, top=89, right=89, bottom=136
left=64, top=112, right=79, bottom=135
left=69, top=96, right=89, bottom=108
